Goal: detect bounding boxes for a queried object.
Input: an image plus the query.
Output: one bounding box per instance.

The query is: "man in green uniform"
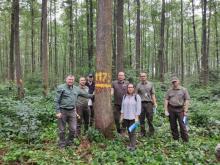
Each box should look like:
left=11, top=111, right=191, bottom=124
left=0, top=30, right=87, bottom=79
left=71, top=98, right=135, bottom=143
left=136, top=72, right=157, bottom=136
left=164, top=76, right=190, bottom=142
left=54, top=75, right=93, bottom=148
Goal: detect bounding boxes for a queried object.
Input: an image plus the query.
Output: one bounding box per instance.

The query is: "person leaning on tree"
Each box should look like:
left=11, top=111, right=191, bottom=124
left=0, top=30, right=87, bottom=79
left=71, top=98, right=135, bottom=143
left=164, top=76, right=190, bottom=142
left=76, top=77, right=90, bottom=136
left=85, top=73, right=95, bottom=127
left=136, top=72, right=157, bottom=137
left=111, top=71, right=129, bottom=133
left=120, top=83, right=141, bottom=151
left=54, top=75, right=93, bottom=149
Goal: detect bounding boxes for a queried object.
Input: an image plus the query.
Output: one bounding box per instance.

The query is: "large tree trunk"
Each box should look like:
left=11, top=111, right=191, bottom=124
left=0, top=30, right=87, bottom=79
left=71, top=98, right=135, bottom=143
left=94, top=0, right=114, bottom=138
left=14, top=0, right=24, bottom=99
left=192, top=0, right=200, bottom=75
left=9, top=1, right=15, bottom=82
left=157, top=0, right=165, bottom=82
left=41, top=0, right=48, bottom=96
left=116, top=0, right=124, bottom=73
left=200, top=0, right=208, bottom=85
left=135, top=0, right=140, bottom=76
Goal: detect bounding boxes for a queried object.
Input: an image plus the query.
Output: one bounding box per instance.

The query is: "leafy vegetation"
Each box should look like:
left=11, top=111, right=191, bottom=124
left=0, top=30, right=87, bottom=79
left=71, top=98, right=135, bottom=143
left=0, top=82, right=219, bottom=164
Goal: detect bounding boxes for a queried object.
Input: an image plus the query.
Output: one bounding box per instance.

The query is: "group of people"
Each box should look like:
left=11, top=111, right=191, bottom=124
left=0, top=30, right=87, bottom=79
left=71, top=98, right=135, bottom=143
left=54, top=72, right=190, bottom=151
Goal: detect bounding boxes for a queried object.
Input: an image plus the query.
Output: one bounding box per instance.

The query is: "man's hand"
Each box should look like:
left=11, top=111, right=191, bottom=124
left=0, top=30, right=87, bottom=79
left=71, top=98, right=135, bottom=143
left=135, top=116, right=139, bottom=123
left=56, top=112, right=62, bottom=118
left=153, top=102, right=158, bottom=109
left=165, top=111, right=169, bottom=117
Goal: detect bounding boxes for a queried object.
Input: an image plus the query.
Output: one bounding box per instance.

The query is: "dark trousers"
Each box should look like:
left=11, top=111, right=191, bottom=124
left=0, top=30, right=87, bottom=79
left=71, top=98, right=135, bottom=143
left=122, top=119, right=136, bottom=148
left=76, top=105, right=90, bottom=135
left=114, top=104, right=125, bottom=133
left=89, top=105, right=94, bottom=126
left=139, top=102, right=154, bottom=136
left=168, top=106, right=189, bottom=142
left=57, top=109, right=77, bottom=147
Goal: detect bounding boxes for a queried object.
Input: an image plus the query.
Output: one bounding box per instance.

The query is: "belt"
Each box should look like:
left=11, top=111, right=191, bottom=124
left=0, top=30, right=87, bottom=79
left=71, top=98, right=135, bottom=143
left=61, top=107, right=75, bottom=111
left=168, top=104, right=183, bottom=108
left=141, top=101, right=152, bottom=103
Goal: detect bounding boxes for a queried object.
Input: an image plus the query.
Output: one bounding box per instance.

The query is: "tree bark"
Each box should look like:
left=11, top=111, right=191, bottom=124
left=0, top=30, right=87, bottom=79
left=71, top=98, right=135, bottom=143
left=157, top=0, right=165, bottom=82
left=116, top=0, right=124, bottom=73
left=200, top=0, right=208, bottom=85
left=135, top=0, right=140, bottom=76
left=94, top=0, right=114, bottom=138
left=14, top=0, right=24, bottom=99
left=31, top=0, right=35, bottom=73
left=41, top=0, right=49, bottom=96
left=9, top=1, right=15, bottom=81
left=192, top=0, right=200, bottom=75
left=214, top=1, right=219, bottom=72
left=180, top=0, right=184, bottom=83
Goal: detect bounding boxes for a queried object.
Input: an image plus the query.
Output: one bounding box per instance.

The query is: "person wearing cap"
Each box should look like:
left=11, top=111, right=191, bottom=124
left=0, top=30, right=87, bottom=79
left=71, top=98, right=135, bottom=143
left=54, top=75, right=93, bottom=148
left=85, top=73, right=95, bottom=126
left=164, top=76, right=190, bottom=142
left=136, top=72, right=157, bottom=137
left=112, top=72, right=129, bottom=133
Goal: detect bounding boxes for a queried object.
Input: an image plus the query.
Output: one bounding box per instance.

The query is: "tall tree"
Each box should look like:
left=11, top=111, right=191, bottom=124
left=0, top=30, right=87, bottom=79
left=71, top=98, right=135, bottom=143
left=200, top=0, right=208, bottom=85
left=41, top=0, right=48, bottom=96
left=127, top=0, right=132, bottom=67
left=68, top=0, right=74, bottom=73
left=14, top=0, right=24, bottom=98
left=192, top=0, right=200, bottom=75
left=116, top=0, right=124, bottom=73
left=9, top=1, right=15, bottom=81
left=157, top=0, right=165, bottom=82
left=214, top=1, right=219, bottom=72
left=86, top=0, right=94, bottom=69
left=180, top=0, right=184, bottom=82
left=94, top=0, right=114, bottom=138
left=135, top=0, right=140, bottom=76
left=31, top=0, right=35, bottom=73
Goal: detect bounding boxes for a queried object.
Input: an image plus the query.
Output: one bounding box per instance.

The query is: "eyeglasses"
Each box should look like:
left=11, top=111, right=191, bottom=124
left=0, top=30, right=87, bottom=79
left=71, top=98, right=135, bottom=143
left=128, top=87, right=134, bottom=88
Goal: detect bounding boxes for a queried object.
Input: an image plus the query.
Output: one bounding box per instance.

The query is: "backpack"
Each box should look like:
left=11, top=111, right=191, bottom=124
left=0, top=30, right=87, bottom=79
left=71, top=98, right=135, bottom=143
left=123, top=94, right=137, bottom=102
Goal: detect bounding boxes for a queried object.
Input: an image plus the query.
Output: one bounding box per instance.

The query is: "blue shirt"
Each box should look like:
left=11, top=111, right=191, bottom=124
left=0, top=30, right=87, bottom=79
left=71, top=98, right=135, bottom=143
left=121, top=94, right=141, bottom=120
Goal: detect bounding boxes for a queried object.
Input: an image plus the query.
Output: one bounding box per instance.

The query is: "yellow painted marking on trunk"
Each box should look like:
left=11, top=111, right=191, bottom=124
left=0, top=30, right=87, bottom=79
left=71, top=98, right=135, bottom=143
left=95, top=83, right=112, bottom=88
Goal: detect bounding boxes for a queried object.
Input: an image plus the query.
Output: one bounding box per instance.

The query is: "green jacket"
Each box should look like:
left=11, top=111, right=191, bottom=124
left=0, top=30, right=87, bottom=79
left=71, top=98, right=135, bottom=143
left=54, top=83, right=92, bottom=113
left=76, top=86, right=89, bottom=107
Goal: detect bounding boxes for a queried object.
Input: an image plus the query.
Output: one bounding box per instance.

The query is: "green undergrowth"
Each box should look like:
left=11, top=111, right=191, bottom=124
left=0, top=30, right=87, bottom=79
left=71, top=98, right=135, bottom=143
left=0, top=82, right=219, bottom=164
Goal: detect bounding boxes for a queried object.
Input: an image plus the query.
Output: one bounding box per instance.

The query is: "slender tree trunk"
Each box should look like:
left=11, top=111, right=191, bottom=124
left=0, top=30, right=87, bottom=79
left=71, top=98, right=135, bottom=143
left=157, top=0, right=165, bottom=82
left=180, top=0, right=184, bottom=82
left=192, top=0, right=200, bottom=75
left=41, top=0, right=49, bottom=96
left=112, top=0, right=116, bottom=79
left=68, top=0, right=74, bottom=73
left=95, top=0, right=114, bottom=138
left=128, top=0, right=132, bottom=67
left=54, top=0, right=58, bottom=83
left=31, top=0, right=35, bottom=73
left=116, top=0, right=124, bottom=73
left=14, top=0, right=24, bottom=99
left=214, top=2, right=219, bottom=72
left=9, top=1, right=15, bottom=82
left=136, top=0, right=140, bottom=76
left=207, top=1, right=211, bottom=67
left=200, top=0, right=208, bottom=85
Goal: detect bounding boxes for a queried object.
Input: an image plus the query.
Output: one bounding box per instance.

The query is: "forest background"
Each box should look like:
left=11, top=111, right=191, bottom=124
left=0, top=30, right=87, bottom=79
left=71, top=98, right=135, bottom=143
left=0, top=0, right=219, bottom=164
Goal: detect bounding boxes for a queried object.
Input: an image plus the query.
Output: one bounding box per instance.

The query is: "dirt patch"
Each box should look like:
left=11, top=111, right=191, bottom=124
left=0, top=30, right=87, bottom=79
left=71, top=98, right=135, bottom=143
left=76, top=138, right=93, bottom=163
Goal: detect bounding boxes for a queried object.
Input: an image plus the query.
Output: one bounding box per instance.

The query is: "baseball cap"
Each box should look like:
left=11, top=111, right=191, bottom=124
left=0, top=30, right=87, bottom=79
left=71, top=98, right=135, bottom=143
left=88, top=73, right=93, bottom=77
left=171, top=76, right=179, bottom=82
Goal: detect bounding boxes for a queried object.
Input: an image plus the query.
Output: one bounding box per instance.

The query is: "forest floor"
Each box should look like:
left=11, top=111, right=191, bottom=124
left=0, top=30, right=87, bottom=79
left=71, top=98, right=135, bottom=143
left=0, top=81, right=220, bottom=164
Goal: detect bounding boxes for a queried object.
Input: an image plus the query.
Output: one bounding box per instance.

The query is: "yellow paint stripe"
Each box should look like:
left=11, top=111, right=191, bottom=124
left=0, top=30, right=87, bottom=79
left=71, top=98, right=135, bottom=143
left=95, top=83, right=112, bottom=88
